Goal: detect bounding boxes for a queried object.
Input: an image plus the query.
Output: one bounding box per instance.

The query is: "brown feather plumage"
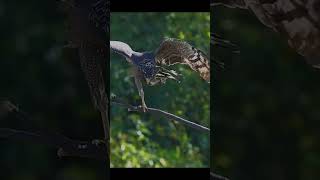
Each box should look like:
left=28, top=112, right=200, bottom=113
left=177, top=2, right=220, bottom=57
left=155, top=38, right=210, bottom=82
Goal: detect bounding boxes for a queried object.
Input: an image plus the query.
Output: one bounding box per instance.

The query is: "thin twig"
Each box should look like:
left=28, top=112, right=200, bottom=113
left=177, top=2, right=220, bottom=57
left=110, top=97, right=210, bottom=133
left=210, top=172, right=230, bottom=180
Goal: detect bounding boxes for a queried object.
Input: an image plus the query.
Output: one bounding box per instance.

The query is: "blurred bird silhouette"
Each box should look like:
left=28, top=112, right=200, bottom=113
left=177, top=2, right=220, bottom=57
left=110, top=38, right=210, bottom=112
left=58, top=0, right=109, bottom=146
left=211, top=0, right=320, bottom=66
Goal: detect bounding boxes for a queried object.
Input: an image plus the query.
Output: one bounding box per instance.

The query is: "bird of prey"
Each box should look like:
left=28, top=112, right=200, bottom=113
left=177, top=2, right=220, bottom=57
left=211, top=0, right=320, bottom=67
left=58, top=0, right=110, bottom=146
left=110, top=38, right=210, bottom=112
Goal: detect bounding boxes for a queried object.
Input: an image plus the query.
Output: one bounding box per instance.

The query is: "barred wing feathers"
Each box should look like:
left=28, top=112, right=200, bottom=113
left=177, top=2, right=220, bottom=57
left=155, top=38, right=210, bottom=82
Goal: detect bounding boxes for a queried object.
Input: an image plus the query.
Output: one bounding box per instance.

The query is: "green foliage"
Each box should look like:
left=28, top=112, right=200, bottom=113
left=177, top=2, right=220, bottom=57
left=110, top=12, right=210, bottom=167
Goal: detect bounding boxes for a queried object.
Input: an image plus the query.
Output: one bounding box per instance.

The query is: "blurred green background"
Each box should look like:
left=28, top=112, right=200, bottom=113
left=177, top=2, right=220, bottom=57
left=212, top=6, right=320, bottom=180
left=0, top=1, right=106, bottom=179
left=110, top=12, right=210, bottom=167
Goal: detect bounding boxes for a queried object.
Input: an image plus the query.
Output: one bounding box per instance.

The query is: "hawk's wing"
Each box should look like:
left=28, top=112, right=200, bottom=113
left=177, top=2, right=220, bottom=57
left=154, top=38, right=210, bottom=82
left=59, top=0, right=108, bottom=47
left=211, top=33, right=240, bottom=69
left=211, top=0, right=320, bottom=66
left=110, top=41, right=134, bottom=61
left=211, top=33, right=239, bottom=53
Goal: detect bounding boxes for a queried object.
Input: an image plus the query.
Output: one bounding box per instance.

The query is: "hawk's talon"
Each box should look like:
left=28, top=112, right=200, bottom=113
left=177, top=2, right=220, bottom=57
left=139, top=104, right=148, bottom=112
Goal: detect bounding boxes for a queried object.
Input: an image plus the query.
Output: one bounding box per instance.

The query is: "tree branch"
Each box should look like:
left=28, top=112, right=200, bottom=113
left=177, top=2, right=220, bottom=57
left=0, top=101, right=107, bottom=160
left=210, top=172, right=229, bottom=180
left=110, top=97, right=210, bottom=133
left=1, top=96, right=210, bottom=161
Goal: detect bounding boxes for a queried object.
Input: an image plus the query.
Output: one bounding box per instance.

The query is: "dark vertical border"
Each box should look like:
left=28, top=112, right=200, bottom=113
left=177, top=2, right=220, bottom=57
left=210, top=4, right=215, bottom=174
left=106, top=0, right=111, bottom=178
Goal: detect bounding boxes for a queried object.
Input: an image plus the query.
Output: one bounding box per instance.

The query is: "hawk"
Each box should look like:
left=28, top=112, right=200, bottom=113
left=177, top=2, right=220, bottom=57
left=110, top=38, right=210, bottom=112
left=211, top=0, right=320, bottom=67
left=58, top=0, right=110, bottom=145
